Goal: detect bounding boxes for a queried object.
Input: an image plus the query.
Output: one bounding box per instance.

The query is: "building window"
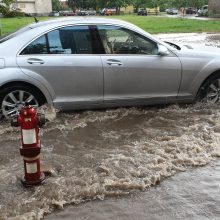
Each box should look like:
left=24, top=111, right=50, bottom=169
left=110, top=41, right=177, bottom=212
left=19, top=3, right=25, bottom=8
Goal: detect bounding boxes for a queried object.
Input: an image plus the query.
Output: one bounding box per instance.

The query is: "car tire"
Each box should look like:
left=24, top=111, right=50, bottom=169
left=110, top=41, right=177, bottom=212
left=197, top=73, right=220, bottom=104
left=0, top=84, right=46, bottom=119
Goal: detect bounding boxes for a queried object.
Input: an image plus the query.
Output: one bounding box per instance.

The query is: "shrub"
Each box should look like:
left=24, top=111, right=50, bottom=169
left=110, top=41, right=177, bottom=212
left=0, top=4, right=25, bottom=17
left=4, top=10, right=25, bottom=17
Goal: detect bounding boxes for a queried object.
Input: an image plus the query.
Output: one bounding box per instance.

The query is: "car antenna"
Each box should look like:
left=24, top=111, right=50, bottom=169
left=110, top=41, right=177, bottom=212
left=34, top=17, right=39, bottom=23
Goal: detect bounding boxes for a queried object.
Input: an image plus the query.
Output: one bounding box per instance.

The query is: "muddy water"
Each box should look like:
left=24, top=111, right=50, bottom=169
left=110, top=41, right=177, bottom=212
left=0, top=34, right=220, bottom=219
left=46, top=160, right=220, bottom=220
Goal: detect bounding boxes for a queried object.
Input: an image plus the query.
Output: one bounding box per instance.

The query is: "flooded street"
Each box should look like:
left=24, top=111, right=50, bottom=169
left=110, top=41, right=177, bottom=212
left=46, top=160, right=220, bottom=220
left=1, top=33, right=220, bottom=219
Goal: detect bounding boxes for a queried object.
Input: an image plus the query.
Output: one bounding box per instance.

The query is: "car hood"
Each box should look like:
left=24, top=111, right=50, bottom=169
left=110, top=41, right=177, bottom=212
left=171, top=42, right=220, bottom=58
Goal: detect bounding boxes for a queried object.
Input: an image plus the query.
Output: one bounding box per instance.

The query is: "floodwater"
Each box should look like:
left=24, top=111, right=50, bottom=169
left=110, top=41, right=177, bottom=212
left=0, top=33, right=220, bottom=219
left=46, top=160, right=220, bottom=220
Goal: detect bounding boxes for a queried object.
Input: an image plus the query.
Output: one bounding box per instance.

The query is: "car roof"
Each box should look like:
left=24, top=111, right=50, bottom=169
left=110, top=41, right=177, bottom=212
left=1, top=16, right=154, bottom=47
left=28, top=17, right=135, bottom=29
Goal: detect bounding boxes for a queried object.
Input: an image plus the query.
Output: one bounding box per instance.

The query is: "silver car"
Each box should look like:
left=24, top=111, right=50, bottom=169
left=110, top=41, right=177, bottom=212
left=0, top=17, right=220, bottom=118
left=198, top=5, right=208, bottom=16
left=166, top=8, right=178, bottom=15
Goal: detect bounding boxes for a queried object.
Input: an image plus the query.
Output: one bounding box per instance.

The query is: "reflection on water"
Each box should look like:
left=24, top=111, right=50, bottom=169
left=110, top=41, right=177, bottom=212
left=0, top=33, right=220, bottom=219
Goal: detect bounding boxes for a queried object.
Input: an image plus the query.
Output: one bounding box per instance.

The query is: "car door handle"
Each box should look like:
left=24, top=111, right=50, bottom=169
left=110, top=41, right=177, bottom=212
left=27, top=58, right=45, bottom=65
left=107, top=59, right=123, bottom=66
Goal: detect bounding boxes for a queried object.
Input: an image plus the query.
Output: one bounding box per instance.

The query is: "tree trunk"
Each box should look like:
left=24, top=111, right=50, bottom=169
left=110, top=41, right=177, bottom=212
left=209, top=0, right=220, bottom=17
left=72, top=4, right=76, bottom=13
left=115, top=6, right=121, bottom=15
left=68, top=0, right=77, bottom=13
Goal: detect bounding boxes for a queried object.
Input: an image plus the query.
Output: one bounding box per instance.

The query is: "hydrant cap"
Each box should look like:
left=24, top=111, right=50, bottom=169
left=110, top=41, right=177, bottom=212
left=20, top=105, right=37, bottom=117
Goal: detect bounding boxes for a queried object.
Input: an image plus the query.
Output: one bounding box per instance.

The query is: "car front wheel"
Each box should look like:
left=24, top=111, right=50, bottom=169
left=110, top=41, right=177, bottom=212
left=0, top=84, right=45, bottom=119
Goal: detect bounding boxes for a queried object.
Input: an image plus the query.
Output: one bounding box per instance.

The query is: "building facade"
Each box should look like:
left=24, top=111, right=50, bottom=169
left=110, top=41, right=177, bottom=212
left=14, top=0, right=52, bottom=15
left=209, top=0, right=220, bottom=17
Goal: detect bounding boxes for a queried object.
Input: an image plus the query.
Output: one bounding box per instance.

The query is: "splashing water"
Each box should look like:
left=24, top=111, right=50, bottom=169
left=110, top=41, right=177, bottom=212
left=1, top=103, right=220, bottom=219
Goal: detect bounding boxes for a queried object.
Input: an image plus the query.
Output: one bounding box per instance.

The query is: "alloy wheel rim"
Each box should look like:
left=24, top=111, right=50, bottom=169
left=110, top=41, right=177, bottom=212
left=205, top=79, right=220, bottom=103
left=1, top=90, right=39, bottom=118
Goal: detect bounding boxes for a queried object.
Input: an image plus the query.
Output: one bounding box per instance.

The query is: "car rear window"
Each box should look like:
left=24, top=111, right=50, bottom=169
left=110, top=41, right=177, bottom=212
left=20, top=25, right=94, bottom=55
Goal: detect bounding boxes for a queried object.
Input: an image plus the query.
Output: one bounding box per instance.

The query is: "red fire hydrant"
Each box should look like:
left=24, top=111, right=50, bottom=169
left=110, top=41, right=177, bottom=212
left=11, top=103, right=46, bottom=186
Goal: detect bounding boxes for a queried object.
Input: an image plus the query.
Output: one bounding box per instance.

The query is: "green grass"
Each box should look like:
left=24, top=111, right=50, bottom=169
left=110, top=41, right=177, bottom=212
left=0, top=17, right=48, bottom=36
left=1, top=15, right=220, bottom=36
left=113, top=15, right=220, bottom=34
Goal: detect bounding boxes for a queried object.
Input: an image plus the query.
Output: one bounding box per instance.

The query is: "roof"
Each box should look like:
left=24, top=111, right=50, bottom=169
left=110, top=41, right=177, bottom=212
left=23, top=17, right=152, bottom=42
left=29, top=17, right=136, bottom=29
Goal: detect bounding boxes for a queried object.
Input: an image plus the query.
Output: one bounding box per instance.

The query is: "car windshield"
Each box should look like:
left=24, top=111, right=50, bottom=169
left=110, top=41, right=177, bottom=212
left=0, top=25, right=32, bottom=44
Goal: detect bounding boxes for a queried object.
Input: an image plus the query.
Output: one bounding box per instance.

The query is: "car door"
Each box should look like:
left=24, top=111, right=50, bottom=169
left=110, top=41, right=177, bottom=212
left=17, top=25, right=103, bottom=110
left=97, top=25, right=182, bottom=106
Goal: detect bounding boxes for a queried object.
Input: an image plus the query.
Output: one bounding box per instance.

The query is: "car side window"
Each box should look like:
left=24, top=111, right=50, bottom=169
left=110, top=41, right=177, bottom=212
left=20, top=26, right=93, bottom=55
left=97, top=25, right=158, bottom=55
left=47, top=30, right=71, bottom=54
left=20, top=35, right=48, bottom=54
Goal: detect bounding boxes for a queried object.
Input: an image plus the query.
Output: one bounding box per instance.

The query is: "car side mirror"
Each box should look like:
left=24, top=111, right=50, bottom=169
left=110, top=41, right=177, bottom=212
left=158, top=45, right=170, bottom=56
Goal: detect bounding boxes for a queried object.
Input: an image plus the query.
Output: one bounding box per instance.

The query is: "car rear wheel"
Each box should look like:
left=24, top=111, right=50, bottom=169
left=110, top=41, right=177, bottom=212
left=198, top=74, right=220, bottom=104
left=0, top=84, right=45, bottom=119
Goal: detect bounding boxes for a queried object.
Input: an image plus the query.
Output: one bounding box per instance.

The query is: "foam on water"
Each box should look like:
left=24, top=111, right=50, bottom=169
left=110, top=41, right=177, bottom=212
left=157, top=33, right=220, bottom=47
left=1, top=103, right=220, bottom=219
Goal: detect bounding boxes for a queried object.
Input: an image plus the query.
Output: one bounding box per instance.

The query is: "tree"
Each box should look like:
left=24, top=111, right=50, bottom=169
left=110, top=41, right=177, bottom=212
left=147, top=0, right=163, bottom=8
left=0, top=0, right=14, bottom=12
left=75, top=0, right=97, bottom=9
left=132, top=0, right=148, bottom=11
left=0, top=0, right=17, bottom=16
left=68, top=0, right=77, bottom=12
left=106, top=0, right=132, bottom=14
left=0, top=0, right=14, bottom=7
left=188, top=0, right=208, bottom=8
left=170, top=0, right=208, bottom=8
left=97, top=0, right=108, bottom=9
left=52, top=0, right=62, bottom=11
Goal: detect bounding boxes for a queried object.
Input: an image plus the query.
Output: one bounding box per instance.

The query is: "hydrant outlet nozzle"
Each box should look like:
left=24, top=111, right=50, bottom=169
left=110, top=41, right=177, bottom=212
left=38, top=113, right=46, bottom=128
left=11, top=116, right=19, bottom=127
